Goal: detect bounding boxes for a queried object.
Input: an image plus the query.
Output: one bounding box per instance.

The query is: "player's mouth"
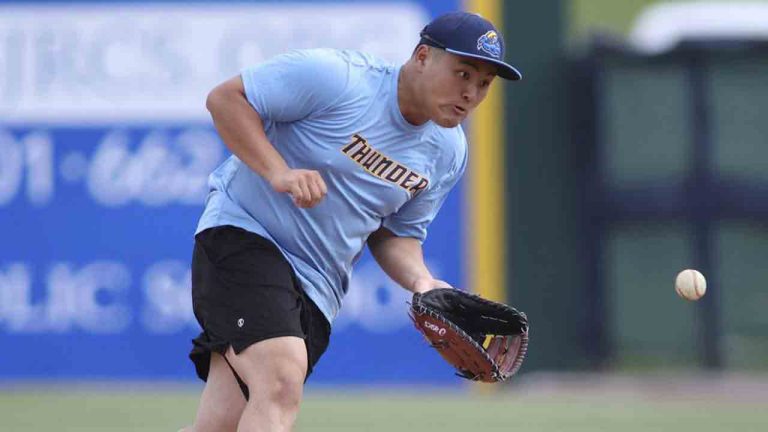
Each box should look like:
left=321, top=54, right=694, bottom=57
left=452, top=105, right=467, bottom=116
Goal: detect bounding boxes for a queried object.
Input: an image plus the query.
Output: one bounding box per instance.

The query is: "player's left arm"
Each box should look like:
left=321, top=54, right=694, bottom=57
left=373, top=132, right=467, bottom=293
left=367, top=227, right=451, bottom=294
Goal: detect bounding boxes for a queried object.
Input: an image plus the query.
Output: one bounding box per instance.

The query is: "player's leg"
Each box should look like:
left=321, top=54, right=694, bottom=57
left=185, top=225, right=325, bottom=432
left=225, top=337, right=308, bottom=432
left=223, top=280, right=331, bottom=432
left=188, top=352, right=247, bottom=432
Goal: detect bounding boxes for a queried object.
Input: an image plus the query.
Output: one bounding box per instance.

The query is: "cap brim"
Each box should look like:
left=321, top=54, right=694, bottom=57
left=445, top=48, right=522, bottom=80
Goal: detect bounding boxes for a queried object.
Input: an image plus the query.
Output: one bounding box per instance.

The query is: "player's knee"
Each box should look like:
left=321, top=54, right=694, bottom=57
left=230, top=337, right=307, bottom=414
left=268, top=368, right=304, bottom=411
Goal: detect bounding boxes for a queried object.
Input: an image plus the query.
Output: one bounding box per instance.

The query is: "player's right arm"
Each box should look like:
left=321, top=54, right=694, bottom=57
left=206, top=76, right=327, bottom=208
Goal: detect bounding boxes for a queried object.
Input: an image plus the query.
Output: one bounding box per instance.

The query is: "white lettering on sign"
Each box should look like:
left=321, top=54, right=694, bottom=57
left=0, top=4, right=428, bottom=123
left=0, top=260, right=198, bottom=334
left=0, top=127, right=222, bottom=208
left=0, top=261, right=131, bottom=333
left=141, top=260, right=197, bottom=333
left=0, top=258, right=452, bottom=336
left=86, top=128, right=222, bottom=207
left=0, top=130, right=54, bottom=206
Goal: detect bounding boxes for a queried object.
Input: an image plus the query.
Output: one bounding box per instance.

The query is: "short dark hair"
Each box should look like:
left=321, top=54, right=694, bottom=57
left=410, top=40, right=445, bottom=58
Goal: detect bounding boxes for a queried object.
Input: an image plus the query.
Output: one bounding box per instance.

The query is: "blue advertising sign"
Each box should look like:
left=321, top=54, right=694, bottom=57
left=0, top=1, right=463, bottom=384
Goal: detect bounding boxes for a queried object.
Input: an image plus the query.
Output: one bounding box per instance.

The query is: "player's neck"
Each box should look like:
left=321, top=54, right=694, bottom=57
left=397, top=64, right=430, bottom=126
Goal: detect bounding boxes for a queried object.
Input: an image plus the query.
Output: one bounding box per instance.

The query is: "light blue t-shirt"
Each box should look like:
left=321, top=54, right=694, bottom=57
left=196, top=48, right=467, bottom=324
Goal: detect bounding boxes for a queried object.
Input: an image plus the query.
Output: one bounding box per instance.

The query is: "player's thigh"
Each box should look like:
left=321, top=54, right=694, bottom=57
left=225, top=336, right=308, bottom=403
left=193, top=353, right=247, bottom=431
left=190, top=225, right=307, bottom=382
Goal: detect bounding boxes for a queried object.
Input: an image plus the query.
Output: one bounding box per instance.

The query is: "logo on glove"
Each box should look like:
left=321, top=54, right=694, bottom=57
left=424, top=320, right=446, bottom=336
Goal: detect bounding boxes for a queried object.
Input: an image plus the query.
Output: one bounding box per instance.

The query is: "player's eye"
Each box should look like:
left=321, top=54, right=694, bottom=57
left=479, top=79, right=490, bottom=88
left=457, top=71, right=470, bottom=80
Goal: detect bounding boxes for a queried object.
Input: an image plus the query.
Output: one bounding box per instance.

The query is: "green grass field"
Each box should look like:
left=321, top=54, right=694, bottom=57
left=1, top=385, right=767, bottom=432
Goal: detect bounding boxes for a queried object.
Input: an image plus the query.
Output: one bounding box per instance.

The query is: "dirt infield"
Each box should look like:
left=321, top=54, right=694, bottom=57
left=510, top=372, right=768, bottom=402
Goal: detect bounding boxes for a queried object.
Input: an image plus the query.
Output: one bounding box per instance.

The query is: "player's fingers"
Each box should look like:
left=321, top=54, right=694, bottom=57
left=290, top=183, right=306, bottom=207
left=307, top=180, right=324, bottom=207
left=304, top=172, right=326, bottom=207
left=307, top=173, right=327, bottom=208
left=297, top=178, right=312, bottom=208
left=314, top=172, right=328, bottom=196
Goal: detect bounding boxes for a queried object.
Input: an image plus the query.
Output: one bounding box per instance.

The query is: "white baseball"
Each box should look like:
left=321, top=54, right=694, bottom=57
left=675, top=269, right=707, bottom=301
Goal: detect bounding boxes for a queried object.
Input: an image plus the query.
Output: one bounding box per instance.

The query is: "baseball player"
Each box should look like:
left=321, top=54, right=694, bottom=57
left=181, top=11, right=521, bottom=432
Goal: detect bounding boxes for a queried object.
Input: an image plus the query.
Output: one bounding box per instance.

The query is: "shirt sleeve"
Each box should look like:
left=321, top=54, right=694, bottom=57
left=382, top=144, right=468, bottom=242
left=241, top=49, right=349, bottom=123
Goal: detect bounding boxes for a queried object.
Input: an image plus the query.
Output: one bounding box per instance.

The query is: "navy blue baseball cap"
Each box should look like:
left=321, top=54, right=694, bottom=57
left=419, top=11, right=522, bottom=81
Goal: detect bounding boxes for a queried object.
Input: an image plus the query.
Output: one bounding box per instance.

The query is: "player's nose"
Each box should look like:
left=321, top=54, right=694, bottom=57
left=462, top=85, right=478, bottom=104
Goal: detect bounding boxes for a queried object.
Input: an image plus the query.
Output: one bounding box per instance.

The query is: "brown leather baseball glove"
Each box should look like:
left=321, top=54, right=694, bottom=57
left=409, top=288, right=529, bottom=383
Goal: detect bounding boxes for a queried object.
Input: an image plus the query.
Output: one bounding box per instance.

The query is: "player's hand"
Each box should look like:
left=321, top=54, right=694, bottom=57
left=411, top=277, right=452, bottom=294
left=269, top=168, right=328, bottom=208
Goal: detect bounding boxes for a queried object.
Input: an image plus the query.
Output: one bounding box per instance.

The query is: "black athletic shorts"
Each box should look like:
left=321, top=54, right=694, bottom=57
left=189, top=225, right=331, bottom=398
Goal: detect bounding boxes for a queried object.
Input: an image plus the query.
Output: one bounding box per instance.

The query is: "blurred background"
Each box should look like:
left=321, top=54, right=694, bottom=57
left=1, top=0, right=767, bottom=430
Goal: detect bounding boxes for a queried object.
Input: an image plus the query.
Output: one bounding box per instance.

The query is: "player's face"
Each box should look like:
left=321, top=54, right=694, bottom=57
left=423, top=51, right=497, bottom=128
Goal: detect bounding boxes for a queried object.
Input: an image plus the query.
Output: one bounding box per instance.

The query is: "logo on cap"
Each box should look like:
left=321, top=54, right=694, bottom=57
left=477, top=30, right=501, bottom=58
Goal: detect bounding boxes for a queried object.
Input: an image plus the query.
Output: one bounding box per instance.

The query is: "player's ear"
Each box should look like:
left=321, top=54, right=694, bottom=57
left=413, top=45, right=430, bottom=68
